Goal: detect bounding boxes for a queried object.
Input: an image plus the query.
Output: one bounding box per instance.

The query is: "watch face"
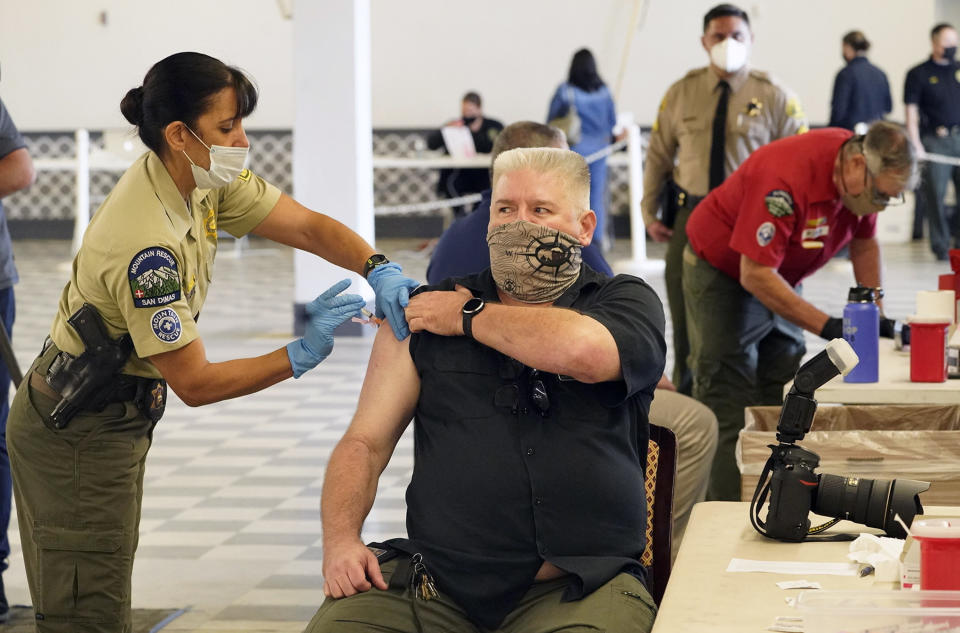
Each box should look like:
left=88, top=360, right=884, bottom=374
left=463, top=298, right=484, bottom=314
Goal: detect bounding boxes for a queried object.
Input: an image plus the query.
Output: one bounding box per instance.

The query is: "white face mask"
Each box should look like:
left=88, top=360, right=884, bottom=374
left=710, top=37, right=749, bottom=73
left=182, top=127, right=249, bottom=189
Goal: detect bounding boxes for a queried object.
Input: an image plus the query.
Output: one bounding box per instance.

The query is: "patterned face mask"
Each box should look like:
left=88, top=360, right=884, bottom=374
left=486, top=220, right=583, bottom=303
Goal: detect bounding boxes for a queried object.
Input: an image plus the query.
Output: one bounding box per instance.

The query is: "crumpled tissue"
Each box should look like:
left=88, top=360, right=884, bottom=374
left=847, top=533, right=905, bottom=581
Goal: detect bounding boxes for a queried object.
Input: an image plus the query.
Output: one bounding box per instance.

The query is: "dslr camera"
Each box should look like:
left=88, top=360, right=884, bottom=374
left=750, top=339, right=929, bottom=542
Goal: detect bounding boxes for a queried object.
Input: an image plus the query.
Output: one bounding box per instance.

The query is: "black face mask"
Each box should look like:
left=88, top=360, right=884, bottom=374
left=462, top=116, right=477, bottom=125
left=944, top=46, right=957, bottom=61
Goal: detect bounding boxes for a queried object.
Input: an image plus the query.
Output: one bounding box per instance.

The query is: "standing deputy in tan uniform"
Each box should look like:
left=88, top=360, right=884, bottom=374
left=6, top=52, right=419, bottom=633
left=642, top=3, right=808, bottom=396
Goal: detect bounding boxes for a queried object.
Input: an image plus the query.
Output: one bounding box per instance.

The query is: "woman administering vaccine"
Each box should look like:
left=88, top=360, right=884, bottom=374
left=6, top=51, right=418, bottom=631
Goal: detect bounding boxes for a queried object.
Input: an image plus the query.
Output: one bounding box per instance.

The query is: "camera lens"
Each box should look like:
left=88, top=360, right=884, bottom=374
left=813, top=474, right=890, bottom=528
left=813, top=475, right=929, bottom=537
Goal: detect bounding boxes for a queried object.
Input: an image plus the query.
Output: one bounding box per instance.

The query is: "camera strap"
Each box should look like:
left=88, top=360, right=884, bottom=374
left=749, top=453, right=855, bottom=543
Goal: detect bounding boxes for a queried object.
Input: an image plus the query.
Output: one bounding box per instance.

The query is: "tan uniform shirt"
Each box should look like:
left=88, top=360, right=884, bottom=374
left=49, top=151, right=282, bottom=377
left=641, top=65, right=809, bottom=226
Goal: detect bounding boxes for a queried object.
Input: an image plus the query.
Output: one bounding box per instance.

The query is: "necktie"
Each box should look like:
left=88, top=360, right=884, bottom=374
left=709, top=80, right=731, bottom=191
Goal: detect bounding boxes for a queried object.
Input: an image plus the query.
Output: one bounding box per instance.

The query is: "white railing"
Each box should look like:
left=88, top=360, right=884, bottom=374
left=33, top=124, right=655, bottom=268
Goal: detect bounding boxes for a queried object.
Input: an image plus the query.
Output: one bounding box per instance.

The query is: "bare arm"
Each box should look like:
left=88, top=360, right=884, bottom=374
left=849, top=236, right=884, bottom=311
left=905, top=104, right=924, bottom=155
left=739, top=255, right=830, bottom=335
left=251, top=193, right=375, bottom=275
left=0, top=147, right=35, bottom=198
left=148, top=337, right=293, bottom=407
left=404, top=286, right=621, bottom=383
left=321, top=326, right=419, bottom=597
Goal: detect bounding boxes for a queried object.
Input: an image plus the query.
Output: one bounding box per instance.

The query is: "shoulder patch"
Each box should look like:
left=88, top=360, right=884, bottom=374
left=756, top=221, right=776, bottom=247
left=785, top=97, right=805, bottom=120
left=151, top=308, right=182, bottom=343
left=955, top=69, right=960, bottom=84
left=237, top=168, right=252, bottom=183
left=765, top=190, right=794, bottom=218
left=128, top=247, right=181, bottom=308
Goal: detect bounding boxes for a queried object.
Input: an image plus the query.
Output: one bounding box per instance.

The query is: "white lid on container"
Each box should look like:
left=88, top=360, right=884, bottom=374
left=912, top=519, right=960, bottom=538
left=906, top=315, right=952, bottom=325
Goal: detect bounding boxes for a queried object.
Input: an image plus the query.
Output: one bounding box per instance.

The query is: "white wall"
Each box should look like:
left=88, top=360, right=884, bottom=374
left=0, top=0, right=940, bottom=131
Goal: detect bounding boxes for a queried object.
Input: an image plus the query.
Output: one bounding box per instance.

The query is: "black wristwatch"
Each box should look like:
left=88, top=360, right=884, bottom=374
left=362, top=254, right=390, bottom=278
left=461, top=297, right=485, bottom=339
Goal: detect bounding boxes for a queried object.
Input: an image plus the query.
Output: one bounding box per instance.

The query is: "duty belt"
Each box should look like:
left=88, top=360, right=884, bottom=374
left=934, top=125, right=960, bottom=138
left=30, top=370, right=147, bottom=407
left=674, top=187, right=705, bottom=211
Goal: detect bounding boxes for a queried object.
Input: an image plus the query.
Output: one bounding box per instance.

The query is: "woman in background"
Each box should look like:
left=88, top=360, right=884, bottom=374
left=548, top=48, right=620, bottom=250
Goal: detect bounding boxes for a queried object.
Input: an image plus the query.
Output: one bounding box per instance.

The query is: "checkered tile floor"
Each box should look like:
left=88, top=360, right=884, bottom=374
left=2, top=234, right=948, bottom=632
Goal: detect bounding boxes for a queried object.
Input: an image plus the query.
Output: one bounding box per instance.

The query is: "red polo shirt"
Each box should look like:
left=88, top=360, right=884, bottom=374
left=686, top=128, right=877, bottom=287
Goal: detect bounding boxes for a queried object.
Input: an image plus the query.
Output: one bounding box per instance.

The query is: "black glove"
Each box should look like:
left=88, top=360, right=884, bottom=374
left=819, top=317, right=843, bottom=340
left=879, top=317, right=897, bottom=339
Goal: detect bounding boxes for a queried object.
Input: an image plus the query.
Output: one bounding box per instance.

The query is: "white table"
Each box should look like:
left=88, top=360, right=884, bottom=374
left=652, top=502, right=959, bottom=632
left=804, top=339, right=959, bottom=405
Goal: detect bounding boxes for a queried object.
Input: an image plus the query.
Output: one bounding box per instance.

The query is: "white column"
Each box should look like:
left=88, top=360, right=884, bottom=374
left=292, top=0, right=373, bottom=334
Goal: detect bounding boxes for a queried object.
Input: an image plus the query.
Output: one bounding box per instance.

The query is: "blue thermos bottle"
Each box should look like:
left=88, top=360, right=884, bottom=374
left=843, top=285, right=879, bottom=383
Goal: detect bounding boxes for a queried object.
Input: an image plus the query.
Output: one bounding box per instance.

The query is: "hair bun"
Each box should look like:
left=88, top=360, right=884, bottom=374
left=120, top=86, right=145, bottom=126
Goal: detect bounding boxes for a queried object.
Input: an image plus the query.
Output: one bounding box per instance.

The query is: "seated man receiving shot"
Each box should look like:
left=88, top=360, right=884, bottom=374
left=306, top=148, right=666, bottom=632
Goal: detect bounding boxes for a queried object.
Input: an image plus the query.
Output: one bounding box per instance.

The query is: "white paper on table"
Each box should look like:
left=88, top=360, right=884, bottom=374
left=727, top=558, right=858, bottom=576
left=776, top=579, right=823, bottom=590
left=440, top=125, right=476, bottom=158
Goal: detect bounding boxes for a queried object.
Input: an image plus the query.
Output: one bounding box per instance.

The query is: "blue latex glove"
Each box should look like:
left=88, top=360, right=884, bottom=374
left=366, top=262, right=421, bottom=340
left=286, top=279, right=366, bottom=378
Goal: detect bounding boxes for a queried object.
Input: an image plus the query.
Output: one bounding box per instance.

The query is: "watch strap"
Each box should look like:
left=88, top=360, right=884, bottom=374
left=462, top=298, right=484, bottom=339
left=363, top=254, right=390, bottom=278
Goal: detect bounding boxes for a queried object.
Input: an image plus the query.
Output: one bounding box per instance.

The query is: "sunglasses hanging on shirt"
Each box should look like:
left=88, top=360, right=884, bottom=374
left=495, top=358, right=551, bottom=417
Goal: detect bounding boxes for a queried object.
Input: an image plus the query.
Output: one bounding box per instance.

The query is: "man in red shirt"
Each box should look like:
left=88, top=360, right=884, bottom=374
left=683, top=121, right=918, bottom=500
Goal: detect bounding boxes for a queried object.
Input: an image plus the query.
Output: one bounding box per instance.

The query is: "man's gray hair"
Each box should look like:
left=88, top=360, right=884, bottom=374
left=492, top=147, right=591, bottom=213
left=860, top=121, right=920, bottom=189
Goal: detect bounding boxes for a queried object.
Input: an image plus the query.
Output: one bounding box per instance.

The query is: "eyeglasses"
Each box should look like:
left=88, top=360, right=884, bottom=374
left=857, top=145, right=905, bottom=206
left=495, top=359, right=551, bottom=416
left=865, top=169, right=905, bottom=206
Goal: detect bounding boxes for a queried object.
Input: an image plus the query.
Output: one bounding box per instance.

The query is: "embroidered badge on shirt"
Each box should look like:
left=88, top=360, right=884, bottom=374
left=128, top=247, right=181, bottom=308
left=956, top=69, right=960, bottom=84
left=765, top=190, right=794, bottom=218
left=802, top=241, right=825, bottom=249
left=802, top=225, right=830, bottom=240
left=806, top=216, right=827, bottom=227
left=204, top=207, right=218, bottom=240
left=930, top=76, right=940, bottom=84
left=237, top=169, right=252, bottom=183
left=151, top=308, right=182, bottom=343
left=757, top=222, right=776, bottom=247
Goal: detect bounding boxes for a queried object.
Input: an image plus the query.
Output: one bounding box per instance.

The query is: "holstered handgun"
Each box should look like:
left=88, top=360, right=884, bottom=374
left=46, top=304, right=133, bottom=429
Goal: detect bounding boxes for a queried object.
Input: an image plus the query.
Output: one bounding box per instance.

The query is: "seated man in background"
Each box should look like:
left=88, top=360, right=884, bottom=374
left=307, top=148, right=665, bottom=632
left=428, top=120, right=717, bottom=559
left=426, top=91, right=504, bottom=216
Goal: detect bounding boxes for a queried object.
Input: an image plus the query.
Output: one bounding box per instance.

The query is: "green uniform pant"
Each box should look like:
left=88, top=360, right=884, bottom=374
left=664, top=205, right=694, bottom=395
left=304, top=558, right=657, bottom=633
left=7, top=343, right=153, bottom=632
left=682, top=247, right=805, bottom=501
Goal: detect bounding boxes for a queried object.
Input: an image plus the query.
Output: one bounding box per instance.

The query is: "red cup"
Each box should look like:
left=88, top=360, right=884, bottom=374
left=919, top=538, right=960, bottom=589
left=913, top=520, right=960, bottom=590
left=910, top=320, right=950, bottom=382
